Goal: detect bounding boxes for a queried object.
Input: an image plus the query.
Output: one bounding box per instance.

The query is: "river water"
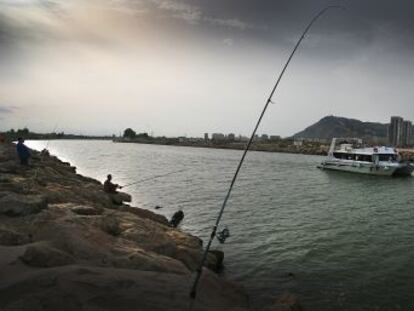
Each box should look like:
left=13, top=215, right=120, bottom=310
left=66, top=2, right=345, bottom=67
left=26, top=140, right=414, bottom=311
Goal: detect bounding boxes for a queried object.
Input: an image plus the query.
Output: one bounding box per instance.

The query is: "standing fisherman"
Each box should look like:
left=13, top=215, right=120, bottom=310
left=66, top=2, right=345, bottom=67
left=16, top=137, right=31, bottom=165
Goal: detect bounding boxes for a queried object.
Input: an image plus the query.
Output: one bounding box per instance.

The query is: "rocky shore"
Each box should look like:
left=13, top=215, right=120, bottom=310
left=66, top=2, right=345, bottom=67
left=0, top=143, right=299, bottom=311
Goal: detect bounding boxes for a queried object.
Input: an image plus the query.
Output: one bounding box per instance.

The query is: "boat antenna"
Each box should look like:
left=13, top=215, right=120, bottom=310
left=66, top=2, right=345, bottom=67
left=188, top=5, right=345, bottom=302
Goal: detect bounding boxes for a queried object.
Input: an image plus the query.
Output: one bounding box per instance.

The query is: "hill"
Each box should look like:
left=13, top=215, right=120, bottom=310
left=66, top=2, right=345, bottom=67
left=294, top=116, right=388, bottom=142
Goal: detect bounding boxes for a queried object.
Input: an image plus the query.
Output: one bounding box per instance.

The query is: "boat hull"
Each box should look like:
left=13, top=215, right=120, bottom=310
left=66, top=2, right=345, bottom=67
left=318, top=161, right=414, bottom=177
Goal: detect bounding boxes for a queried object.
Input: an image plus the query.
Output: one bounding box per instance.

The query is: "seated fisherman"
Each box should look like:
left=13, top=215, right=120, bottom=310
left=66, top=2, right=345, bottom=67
left=16, top=137, right=31, bottom=165
left=103, top=175, right=131, bottom=205
left=103, top=174, right=122, bottom=193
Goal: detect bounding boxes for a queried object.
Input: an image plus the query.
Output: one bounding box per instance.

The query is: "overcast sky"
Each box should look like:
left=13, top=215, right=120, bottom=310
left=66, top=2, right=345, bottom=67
left=1, top=0, right=413, bottom=137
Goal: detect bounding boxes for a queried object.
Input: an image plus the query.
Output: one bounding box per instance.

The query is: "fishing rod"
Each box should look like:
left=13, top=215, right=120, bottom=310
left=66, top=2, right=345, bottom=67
left=121, top=168, right=187, bottom=188
left=44, top=122, right=59, bottom=152
left=188, top=5, right=344, bottom=302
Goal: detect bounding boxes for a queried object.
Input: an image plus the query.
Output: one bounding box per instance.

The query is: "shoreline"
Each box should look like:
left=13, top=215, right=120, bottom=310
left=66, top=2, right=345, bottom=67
left=113, top=138, right=329, bottom=156
left=114, top=139, right=414, bottom=161
left=0, top=142, right=301, bottom=311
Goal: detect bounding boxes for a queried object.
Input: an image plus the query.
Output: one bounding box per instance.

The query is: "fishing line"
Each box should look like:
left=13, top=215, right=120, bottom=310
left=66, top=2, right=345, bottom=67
left=122, top=168, right=187, bottom=188
left=44, top=122, right=59, bottom=152
left=188, top=5, right=345, bottom=304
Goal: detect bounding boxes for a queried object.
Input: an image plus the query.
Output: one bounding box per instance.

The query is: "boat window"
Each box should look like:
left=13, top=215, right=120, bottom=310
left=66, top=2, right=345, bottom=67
left=378, top=154, right=397, bottom=162
left=333, top=152, right=372, bottom=162
left=357, top=154, right=372, bottom=162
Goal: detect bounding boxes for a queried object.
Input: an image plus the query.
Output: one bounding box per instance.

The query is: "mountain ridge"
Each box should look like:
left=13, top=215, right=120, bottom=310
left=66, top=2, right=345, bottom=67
left=293, top=115, right=388, bottom=141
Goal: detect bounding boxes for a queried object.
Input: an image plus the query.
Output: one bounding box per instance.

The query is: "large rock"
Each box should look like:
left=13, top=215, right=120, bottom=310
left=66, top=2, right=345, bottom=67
left=263, top=293, right=304, bottom=311
left=0, top=266, right=249, bottom=311
left=107, top=192, right=131, bottom=205
left=0, top=193, right=47, bottom=216
left=118, top=205, right=169, bottom=225
left=20, top=243, right=76, bottom=268
left=0, top=227, right=31, bottom=246
left=69, top=204, right=104, bottom=216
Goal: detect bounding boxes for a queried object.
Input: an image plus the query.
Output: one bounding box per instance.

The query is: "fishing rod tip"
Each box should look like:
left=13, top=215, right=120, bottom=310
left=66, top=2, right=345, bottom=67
left=328, top=4, right=347, bottom=10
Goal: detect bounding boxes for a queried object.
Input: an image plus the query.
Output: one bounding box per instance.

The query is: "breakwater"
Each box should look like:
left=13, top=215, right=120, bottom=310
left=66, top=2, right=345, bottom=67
left=0, top=143, right=299, bottom=311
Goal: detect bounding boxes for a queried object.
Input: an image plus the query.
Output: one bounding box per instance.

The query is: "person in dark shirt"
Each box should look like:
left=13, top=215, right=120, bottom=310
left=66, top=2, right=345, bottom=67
left=16, top=137, right=31, bottom=165
left=169, top=210, right=184, bottom=228
left=103, top=174, right=122, bottom=193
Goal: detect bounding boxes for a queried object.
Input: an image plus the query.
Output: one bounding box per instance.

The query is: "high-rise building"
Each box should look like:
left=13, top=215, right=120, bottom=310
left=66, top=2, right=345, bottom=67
left=402, top=121, right=413, bottom=147
left=412, top=125, right=414, bottom=145
left=389, top=116, right=404, bottom=146
left=227, top=133, right=235, bottom=141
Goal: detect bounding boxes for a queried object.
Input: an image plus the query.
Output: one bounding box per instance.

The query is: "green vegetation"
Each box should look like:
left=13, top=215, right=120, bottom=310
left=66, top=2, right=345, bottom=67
left=0, top=128, right=110, bottom=142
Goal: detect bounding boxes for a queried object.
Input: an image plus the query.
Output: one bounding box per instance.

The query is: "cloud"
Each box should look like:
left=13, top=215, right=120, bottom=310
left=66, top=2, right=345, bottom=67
left=148, top=0, right=264, bottom=30
left=204, top=17, right=266, bottom=31
left=149, top=0, right=201, bottom=24
left=222, top=38, right=234, bottom=46
left=0, top=105, right=16, bottom=114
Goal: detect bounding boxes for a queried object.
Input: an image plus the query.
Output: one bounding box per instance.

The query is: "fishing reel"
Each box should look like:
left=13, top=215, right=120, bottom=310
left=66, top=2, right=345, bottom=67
left=216, top=226, right=230, bottom=244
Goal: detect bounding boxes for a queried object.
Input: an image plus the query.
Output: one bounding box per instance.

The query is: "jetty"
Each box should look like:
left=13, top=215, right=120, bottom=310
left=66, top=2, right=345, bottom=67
left=0, top=142, right=300, bottom=311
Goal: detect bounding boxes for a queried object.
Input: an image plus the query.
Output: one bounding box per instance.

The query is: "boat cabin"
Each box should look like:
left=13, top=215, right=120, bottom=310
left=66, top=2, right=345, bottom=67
left=332, top=145, right=399, bottom=163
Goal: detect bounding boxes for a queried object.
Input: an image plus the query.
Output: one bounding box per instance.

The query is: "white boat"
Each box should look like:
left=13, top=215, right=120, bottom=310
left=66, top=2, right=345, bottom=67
left=317, top=138, right=414, bottom=176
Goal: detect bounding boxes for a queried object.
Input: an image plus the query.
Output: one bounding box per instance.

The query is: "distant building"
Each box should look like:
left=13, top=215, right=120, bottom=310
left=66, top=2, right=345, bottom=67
left=293, top=138, right=303, bottom=146
left=260, top=134, right=269, bottom=141
left=402, top=121, right=413, bottom=147
left=389, top=116, right=404, bottom=146
left=212, top=133, right=225, bottom=141
left=269, top=135, right=281, bottom=142
left=204, top=133, right=209, bottom=142
left=412, top=124, right=414, bottom=145
left=237, top=135, right=249, bottom=142
left=227, top=133, right=235, bottom=141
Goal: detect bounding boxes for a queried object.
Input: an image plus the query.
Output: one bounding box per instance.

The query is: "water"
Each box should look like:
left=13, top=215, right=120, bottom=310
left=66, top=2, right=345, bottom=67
left=26, top=140, right=414, bottom=311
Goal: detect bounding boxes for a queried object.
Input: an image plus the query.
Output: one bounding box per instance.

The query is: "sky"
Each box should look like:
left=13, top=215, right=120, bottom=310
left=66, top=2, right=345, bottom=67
left=0, top=0, right=413, bottom=137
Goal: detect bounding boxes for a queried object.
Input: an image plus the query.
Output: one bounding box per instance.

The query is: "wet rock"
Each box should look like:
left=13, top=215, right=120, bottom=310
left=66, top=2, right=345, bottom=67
left=208, top=250, right=224, bottom=272
left=20, top=243, right=76, bottom=267
left=0, top=193, right=47, bottom=216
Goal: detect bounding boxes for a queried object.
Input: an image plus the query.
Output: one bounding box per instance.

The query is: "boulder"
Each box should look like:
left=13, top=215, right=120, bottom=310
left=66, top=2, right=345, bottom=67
left=108, top=192, right=131, bottom=205
left=69, top=204, right=103, bottom=216
left=111, top=250, right=188, bottom=275
left=20, top=243, right=76, bottom=267
left=0, top=160, right=20, bottom=174
left=0, top=266, right=250, bottom=311
left=0, top=227, right=31, bottom=246
left=263, top=292, right=304, bottom=311
left=0, top=193, right=47, bottom=216
left=207, top=250, right=224, bottom=272
left=100, top=214, right=122, bottom=236
left=118, top=206, right=169, bottom=225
